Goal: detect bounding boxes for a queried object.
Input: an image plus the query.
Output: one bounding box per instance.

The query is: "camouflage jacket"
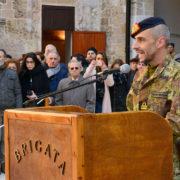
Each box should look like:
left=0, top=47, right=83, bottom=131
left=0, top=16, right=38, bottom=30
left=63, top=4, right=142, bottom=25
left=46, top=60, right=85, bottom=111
left=168, top=51, right=176, bottom=59
left=126, top=57, right=180, bottom=122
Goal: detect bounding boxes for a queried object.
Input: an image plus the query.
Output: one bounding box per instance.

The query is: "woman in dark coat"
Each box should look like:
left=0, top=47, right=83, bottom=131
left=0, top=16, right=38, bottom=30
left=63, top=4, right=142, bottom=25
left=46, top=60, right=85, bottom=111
left=109, top=59, right=130, bottom=112
left=19, top=52, right=50, bottom=106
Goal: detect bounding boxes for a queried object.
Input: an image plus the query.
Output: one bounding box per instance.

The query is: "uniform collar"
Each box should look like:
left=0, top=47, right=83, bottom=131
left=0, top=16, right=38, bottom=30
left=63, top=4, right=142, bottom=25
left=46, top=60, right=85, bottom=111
left=136, top=57, right=171, bottom=89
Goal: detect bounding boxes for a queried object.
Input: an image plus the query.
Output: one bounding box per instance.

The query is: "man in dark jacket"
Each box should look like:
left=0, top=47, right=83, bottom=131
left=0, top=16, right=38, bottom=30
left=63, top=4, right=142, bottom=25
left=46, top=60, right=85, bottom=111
left=0, top=49, right=22, bottom=172
left=44, top=50, right=68, bottom=93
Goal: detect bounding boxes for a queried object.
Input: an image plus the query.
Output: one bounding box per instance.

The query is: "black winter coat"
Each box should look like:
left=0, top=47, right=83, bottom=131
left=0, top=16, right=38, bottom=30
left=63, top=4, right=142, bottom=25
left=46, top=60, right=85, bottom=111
left=0, top=66, right=22, bottom=112
left=109, top=72, right=130, bottom=112
left=19, top=65, right=50, bottom=103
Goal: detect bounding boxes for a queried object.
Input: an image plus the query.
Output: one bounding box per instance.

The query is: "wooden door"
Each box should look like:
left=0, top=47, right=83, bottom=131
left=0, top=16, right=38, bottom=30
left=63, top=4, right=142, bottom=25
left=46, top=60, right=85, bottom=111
left=42, top=5, right=75, bottom=63
left=72, top=31, right=106, bottom=56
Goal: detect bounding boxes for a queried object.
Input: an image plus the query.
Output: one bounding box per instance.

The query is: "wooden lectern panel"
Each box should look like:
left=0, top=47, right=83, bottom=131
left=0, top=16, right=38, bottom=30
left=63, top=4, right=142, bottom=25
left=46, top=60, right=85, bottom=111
left=83, top=112, right=173, bottom=180
left=4, top=106, right=173, bottom=180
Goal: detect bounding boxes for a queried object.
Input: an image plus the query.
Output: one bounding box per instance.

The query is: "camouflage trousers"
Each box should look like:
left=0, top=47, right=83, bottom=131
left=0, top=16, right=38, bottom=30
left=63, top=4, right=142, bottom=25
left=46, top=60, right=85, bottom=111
left=0, top=113, right=4, bottom=165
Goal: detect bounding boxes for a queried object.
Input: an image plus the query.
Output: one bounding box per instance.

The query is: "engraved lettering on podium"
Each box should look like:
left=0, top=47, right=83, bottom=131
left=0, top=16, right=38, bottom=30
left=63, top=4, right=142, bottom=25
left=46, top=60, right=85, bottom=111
left=29, top=140, right=33, bottom=153
left=14, top=139, right=66, bottom=175
left=53, top=149, right=60, bottom=162
left=22, top=143, right=27, bottom=156
left=44, top=144, right=51, bottom=158
left=58, top=161, right=66, bottom=175
left=15, top=150, right=22, bottom=163
left=35, top=140, right=42, bottom=152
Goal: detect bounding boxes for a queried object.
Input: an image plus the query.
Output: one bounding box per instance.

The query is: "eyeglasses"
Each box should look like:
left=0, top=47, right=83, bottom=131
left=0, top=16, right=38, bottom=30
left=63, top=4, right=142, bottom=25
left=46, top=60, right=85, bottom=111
left=70, top=67, right=79, bottom=70
left=26, top=61, right=34, bottom=64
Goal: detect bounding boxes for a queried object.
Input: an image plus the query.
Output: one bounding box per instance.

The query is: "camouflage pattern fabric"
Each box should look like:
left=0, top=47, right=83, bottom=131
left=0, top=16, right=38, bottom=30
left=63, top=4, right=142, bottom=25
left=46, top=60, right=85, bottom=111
left=168, top=51, right=176, bottom=59
left=126, top=57, right=180, bottom=122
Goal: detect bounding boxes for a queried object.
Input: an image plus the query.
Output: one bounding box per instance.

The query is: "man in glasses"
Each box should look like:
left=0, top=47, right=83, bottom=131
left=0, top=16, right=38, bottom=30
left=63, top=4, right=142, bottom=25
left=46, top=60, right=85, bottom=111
left=0, top=49, right=22, bottom=172
left=55, top=59, right=95, bottom=113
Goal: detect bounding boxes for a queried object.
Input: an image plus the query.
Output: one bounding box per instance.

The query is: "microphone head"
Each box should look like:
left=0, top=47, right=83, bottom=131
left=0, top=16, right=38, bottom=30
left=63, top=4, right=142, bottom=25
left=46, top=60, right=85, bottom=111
left=120, top=64, right=131, bottom=73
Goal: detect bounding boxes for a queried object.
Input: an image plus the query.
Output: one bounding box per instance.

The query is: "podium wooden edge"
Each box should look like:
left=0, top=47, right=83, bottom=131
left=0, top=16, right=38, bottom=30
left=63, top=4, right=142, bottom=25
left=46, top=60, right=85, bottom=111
left=29, top=105, right=89, bottom=113
left=4, top=110, right=10, bottom=180
left=96, top=110, right=173, bottom=131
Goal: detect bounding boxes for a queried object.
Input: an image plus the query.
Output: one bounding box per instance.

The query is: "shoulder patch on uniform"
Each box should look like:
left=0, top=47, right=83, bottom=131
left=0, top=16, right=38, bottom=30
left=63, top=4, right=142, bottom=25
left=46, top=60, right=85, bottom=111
left=139, top=100, right=148, bottom=110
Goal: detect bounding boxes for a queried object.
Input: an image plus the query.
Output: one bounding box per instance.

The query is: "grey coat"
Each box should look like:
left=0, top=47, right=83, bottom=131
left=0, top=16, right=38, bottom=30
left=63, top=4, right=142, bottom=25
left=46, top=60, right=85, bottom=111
left=55, top=76, right=95, bottom=113
left=0, top=66, right=22, bottom=113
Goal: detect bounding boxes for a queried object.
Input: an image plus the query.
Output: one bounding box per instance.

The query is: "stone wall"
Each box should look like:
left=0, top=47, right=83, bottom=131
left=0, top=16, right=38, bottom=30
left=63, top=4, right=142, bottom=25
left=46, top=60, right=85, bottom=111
left=0, top=0, right=75, bottom=58
left=130, top=0, right=154, bottom=58
left=75, top=0, right=126, bottom=63
left=0, top=0, right=154, bottom=63
left=0, top=0, right=41, bottom=58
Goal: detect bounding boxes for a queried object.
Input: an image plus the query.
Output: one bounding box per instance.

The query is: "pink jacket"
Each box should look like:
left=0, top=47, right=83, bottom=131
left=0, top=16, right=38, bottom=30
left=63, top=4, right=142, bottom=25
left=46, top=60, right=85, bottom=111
left=83, top=64, right=114, bottom=113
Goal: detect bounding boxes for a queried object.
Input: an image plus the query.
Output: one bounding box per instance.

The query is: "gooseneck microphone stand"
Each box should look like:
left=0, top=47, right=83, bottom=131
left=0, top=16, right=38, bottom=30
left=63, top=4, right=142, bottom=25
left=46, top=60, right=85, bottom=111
left=23, top=73, right=108, bottom=107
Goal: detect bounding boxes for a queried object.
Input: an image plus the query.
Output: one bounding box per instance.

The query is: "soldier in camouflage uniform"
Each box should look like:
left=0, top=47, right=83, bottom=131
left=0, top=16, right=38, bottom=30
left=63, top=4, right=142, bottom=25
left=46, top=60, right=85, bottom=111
left=127, top=17, right=180, bottom=122
left=126, top=17, right=180, bottom=178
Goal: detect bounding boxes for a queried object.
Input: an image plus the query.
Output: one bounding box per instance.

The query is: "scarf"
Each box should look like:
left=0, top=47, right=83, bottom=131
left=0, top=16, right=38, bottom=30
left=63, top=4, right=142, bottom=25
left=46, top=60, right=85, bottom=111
left=46, top=63, right=61, bottom=78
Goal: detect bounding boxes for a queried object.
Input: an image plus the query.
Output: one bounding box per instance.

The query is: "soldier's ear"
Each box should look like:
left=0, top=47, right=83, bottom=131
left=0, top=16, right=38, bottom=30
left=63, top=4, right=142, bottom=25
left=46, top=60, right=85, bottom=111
left=156, top=37, right=166, bottom=48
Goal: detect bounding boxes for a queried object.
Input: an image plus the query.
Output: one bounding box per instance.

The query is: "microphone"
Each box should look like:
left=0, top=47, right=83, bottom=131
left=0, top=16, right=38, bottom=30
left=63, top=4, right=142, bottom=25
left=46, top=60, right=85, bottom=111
left=96, top=64, right=130, bottom=76
left=96, top=68, right=119, bottom=76
left=120, top=64, right=131, bottom=73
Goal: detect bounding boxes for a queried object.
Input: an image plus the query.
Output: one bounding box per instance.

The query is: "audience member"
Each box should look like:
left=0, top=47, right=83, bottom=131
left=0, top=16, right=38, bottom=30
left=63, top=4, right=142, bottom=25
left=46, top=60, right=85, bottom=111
left=109, top=59, right=129, bottom=112
left=84, top=51, right=114, bottom=113
left=44, top=44, right=57, bottom=57
left=128, top=57, right=138, bottom=86
left=85, top=46, right=97, bottom=67
left=71, top=53, right=87, bottom=75
left=43, top=50, right=68, bottom=92
left=6, top=54, right=12, bottom=61
left=35, top=51, right=45, bottom=65
left=130, top=57, right=138, bottom=72
left=167, top=42, right=176, bottom=59
left=137, top=59, right=146, bottom=71
left=110, top=58, right=124, bottom=68
left=55, top=59, right=95, bottom=113
left=19, top=52, right=50, bottom=106
left=0, top=49, right=22, bottom=172
left=6, top=58, right=20, bottom=73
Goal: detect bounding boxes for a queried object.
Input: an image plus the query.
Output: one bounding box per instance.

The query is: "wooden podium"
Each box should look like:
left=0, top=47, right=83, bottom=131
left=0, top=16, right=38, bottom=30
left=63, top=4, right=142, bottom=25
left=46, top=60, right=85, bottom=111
left=4, top=106, right=173, bottom=180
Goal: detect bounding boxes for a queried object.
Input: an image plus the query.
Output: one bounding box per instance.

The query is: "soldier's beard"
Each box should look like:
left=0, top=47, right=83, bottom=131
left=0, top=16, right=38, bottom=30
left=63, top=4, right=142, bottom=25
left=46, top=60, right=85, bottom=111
left=141, top=50, right=156, bottom=65
left=144, top=58, right=151, bottom=64
left=144, top=54, right=156, bottom=65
